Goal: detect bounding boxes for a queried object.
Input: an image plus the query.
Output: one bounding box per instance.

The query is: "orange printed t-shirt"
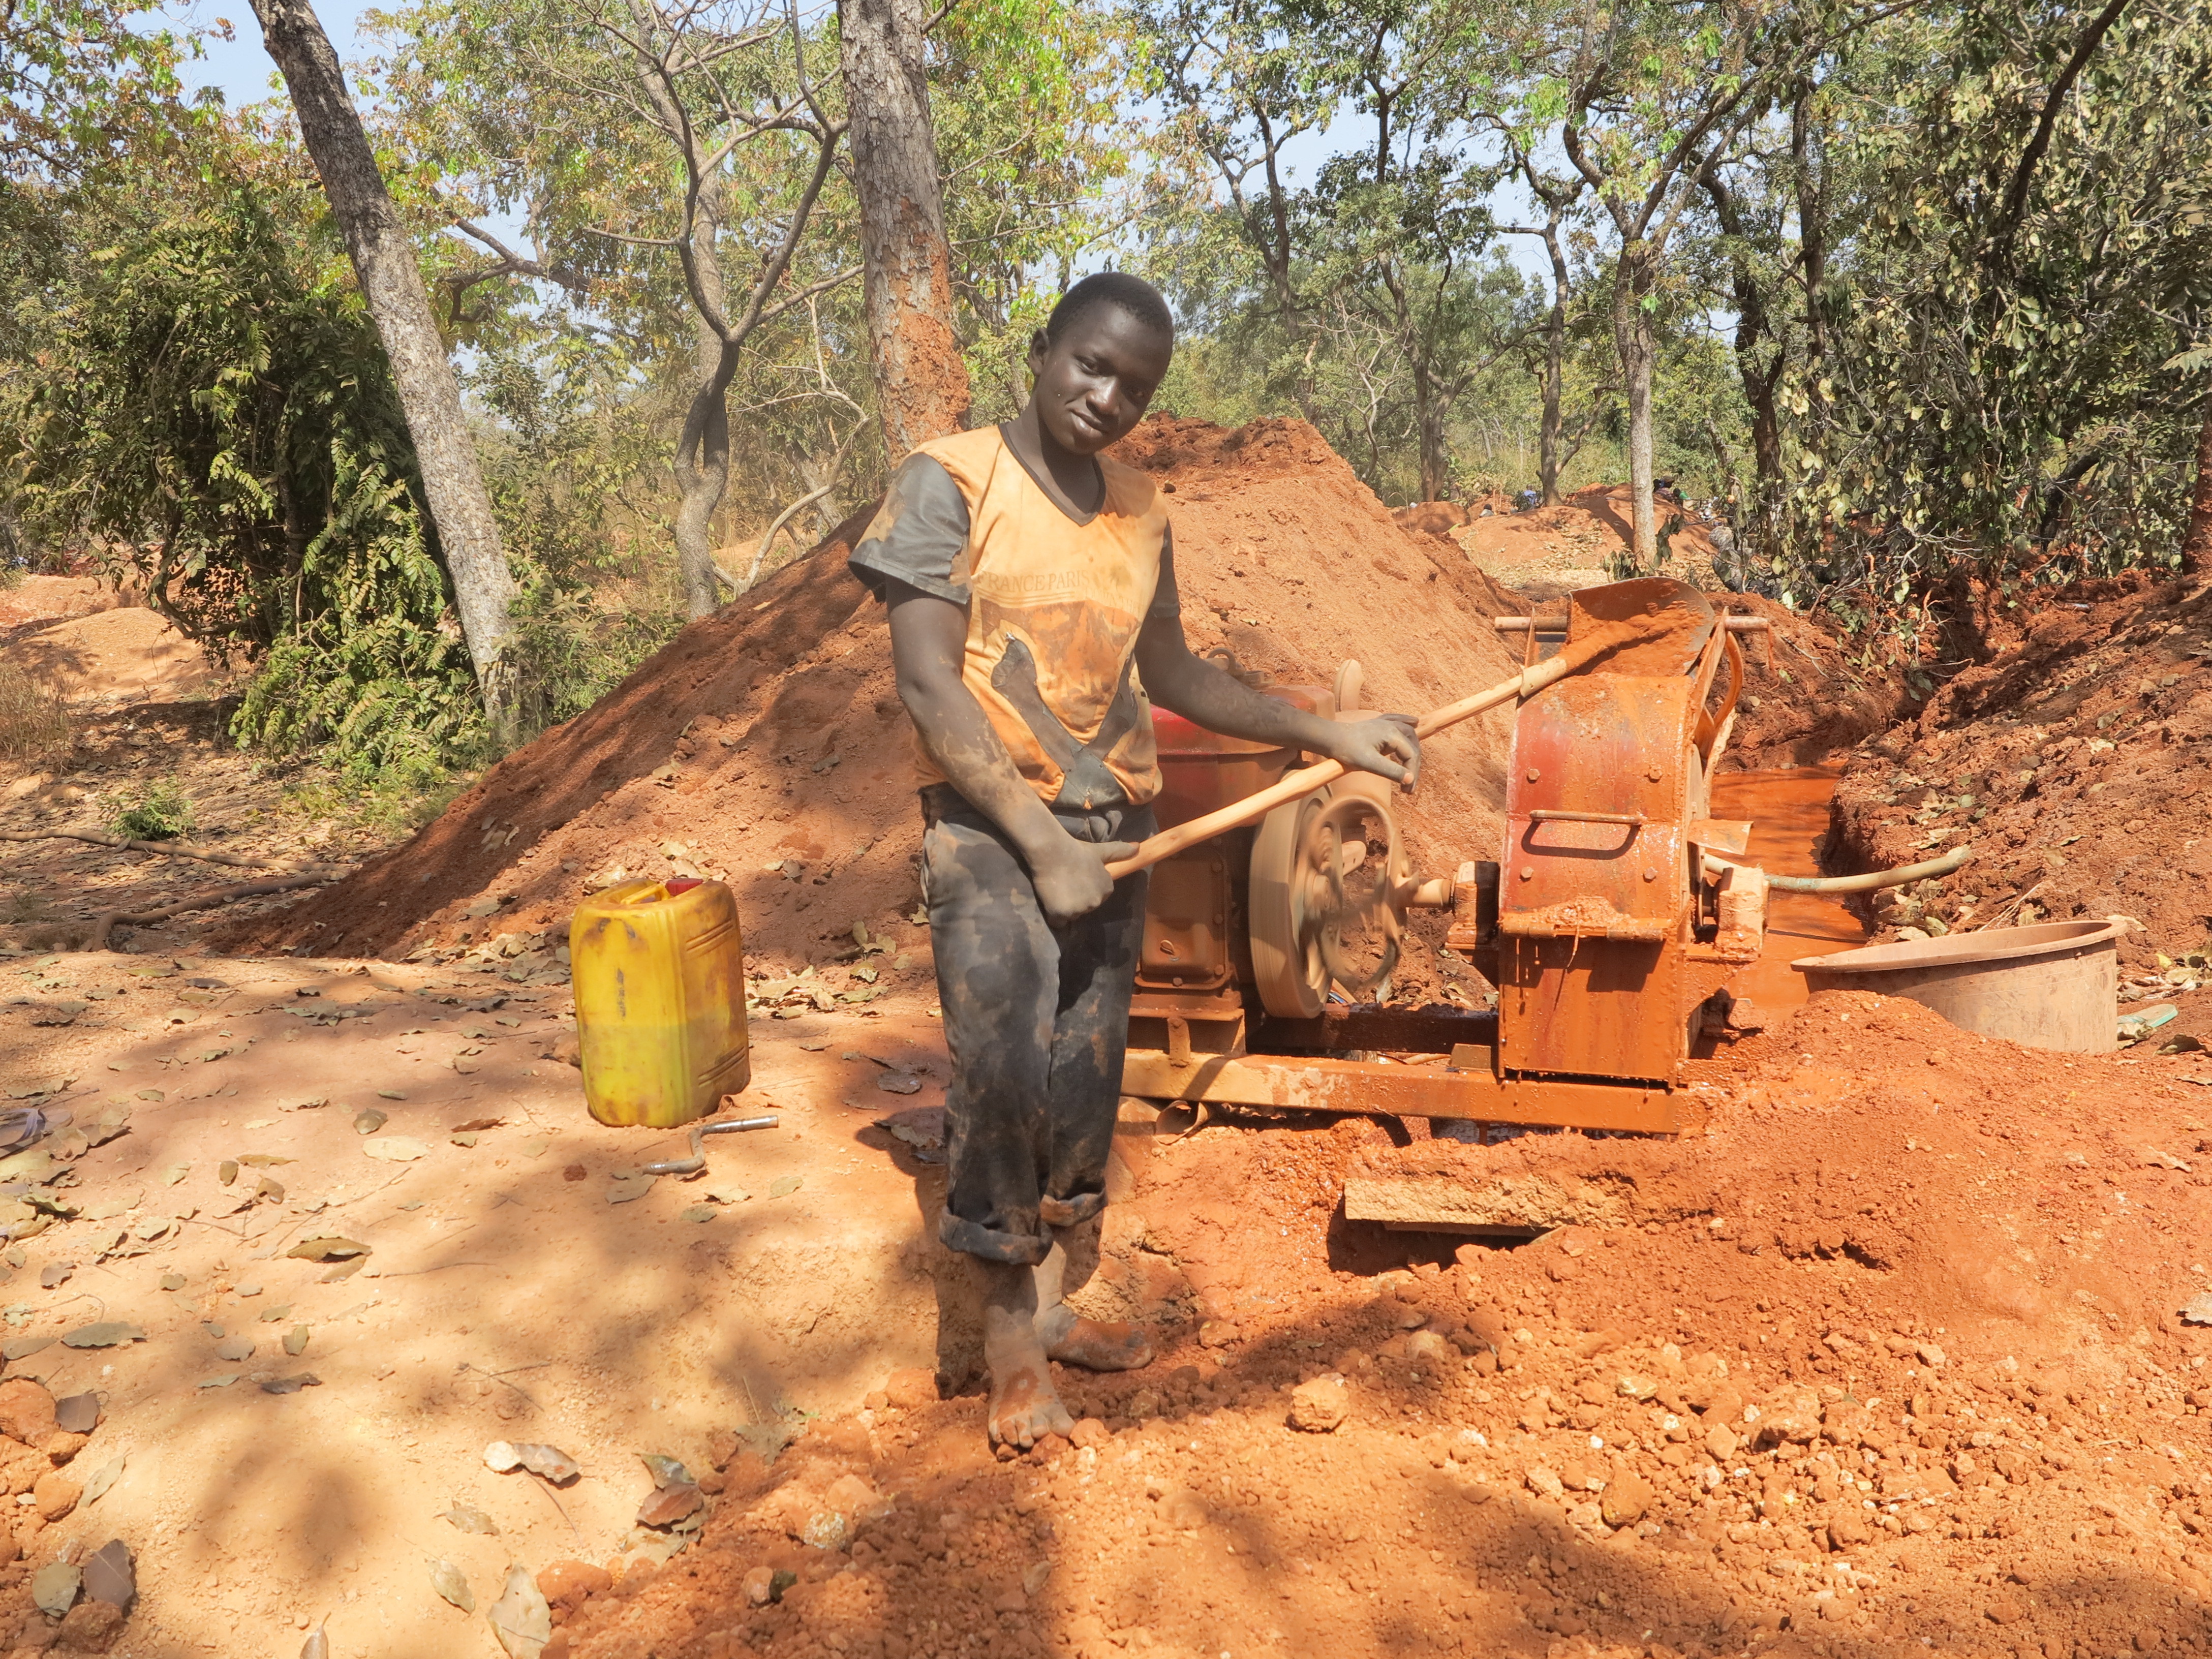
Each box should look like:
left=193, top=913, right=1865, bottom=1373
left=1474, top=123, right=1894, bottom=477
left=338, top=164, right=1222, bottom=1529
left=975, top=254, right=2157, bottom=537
left=848, top=424, right=1179, bottom=810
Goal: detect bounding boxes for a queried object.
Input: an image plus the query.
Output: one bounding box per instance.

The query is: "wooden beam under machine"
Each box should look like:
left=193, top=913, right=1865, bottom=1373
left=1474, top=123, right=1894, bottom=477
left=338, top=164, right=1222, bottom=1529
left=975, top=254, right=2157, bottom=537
left=1119, top=1044, right=1676, bottom=1134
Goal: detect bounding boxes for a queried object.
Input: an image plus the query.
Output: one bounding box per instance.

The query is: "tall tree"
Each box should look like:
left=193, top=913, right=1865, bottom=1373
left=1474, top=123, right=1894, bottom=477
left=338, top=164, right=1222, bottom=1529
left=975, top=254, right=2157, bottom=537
left=839, top=0, right=970, bottom=457
left=378, top=0, right=852, bottom=621
left=246, top=0, right=524, bottom=732
left=1496, top=135, right=1589, bottom=505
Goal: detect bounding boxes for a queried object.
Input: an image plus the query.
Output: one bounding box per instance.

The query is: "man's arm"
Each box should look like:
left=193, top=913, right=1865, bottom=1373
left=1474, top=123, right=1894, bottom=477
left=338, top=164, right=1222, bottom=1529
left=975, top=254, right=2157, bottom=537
left=1133, top=610, right=1422, bottom=789
left=886, top=580, right=1138, bottom=924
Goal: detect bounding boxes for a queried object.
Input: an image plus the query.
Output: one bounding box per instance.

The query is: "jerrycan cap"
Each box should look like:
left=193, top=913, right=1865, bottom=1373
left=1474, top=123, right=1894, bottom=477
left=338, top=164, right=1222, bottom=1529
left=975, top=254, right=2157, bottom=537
left=663, top=878, right=704, bottom=896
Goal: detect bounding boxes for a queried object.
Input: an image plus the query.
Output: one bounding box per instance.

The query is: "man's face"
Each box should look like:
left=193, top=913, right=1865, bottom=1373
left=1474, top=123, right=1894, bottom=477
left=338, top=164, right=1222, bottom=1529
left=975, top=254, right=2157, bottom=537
left=1025, top=304, right=1173, bottom=456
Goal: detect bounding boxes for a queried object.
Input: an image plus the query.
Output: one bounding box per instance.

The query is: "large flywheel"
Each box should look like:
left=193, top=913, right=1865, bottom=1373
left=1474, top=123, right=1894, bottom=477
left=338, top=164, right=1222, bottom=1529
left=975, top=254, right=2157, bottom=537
left=1249, top=781, right=1416, bottom=1018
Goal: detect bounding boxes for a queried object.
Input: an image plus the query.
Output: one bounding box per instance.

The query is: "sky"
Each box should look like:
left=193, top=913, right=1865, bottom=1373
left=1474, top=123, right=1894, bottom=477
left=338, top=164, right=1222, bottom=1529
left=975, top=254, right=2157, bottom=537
left=155, top=0, right=1560, bottom=293
left=162, top=0, right=376, bottom=109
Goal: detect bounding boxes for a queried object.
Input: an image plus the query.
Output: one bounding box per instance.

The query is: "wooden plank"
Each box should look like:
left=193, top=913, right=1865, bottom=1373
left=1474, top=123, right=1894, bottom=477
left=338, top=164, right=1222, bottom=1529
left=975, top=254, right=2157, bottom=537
left=1344, top=1173, right=1634, bottom=1234
left=1119, top=1050, right=1675, bottom=1133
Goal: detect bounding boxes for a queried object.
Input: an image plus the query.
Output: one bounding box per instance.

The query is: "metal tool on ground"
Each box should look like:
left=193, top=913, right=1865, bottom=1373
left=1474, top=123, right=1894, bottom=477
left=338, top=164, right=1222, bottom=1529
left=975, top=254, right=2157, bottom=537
left=641, top=1114, right=783, bottom=1176
left=1119, top=577, right=1967, bottom=1141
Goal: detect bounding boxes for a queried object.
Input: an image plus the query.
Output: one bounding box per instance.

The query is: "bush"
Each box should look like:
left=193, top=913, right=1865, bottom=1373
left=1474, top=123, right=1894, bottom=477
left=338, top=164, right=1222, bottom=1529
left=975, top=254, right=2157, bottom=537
left=228, top=441, right=484, bottom=791
left=111, top=780, right=195, bottom=841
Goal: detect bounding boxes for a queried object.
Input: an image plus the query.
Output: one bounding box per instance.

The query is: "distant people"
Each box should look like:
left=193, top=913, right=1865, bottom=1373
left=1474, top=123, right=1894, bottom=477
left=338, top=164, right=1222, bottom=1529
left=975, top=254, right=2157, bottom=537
left=1653, top=476, right=1682, bottom=506
left=1515, top=488, right=1540, bottom=512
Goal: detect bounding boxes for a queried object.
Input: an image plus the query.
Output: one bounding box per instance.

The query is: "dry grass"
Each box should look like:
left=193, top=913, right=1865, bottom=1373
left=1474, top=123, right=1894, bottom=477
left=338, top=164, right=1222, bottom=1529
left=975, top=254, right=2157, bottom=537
left=0, top=675, right=74, bottom=765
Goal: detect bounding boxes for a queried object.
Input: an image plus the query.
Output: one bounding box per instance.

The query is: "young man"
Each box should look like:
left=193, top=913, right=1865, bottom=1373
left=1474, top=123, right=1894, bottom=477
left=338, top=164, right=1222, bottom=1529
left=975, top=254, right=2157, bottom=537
left=849, top=271, right=1420, bottom=1448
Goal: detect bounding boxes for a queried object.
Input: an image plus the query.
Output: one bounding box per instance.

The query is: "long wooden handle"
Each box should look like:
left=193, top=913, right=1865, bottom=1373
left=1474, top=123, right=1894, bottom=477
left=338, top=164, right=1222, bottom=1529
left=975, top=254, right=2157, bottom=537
left=1103, top=617, right=1653, bottom=880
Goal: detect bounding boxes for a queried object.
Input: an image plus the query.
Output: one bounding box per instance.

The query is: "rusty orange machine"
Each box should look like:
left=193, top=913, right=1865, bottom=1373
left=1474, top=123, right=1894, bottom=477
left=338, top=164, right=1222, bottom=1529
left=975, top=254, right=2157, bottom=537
left=1118, top=577, right=1786, bottom=1135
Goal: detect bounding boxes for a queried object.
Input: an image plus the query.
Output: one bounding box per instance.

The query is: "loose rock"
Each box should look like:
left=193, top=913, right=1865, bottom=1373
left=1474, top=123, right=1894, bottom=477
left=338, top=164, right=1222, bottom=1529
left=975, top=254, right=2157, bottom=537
left=1287, top=1374, right=1350, bottom=1433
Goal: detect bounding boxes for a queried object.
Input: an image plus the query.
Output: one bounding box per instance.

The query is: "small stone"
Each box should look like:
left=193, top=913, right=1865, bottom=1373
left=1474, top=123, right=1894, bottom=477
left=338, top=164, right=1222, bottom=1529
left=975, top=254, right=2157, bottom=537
left=1601, top=1471, right=1654, bottom=1528
left=34, top=1469, right=82, bottom=1520
left=1526, top=1465, right=1565, bottom=1499
left=883, top=1368, right=938, bottom=1410
left=535, top=1560, right=612, bottom=1611
left=1405, top=1330, right=1453, bottom=1364
left=0, top=1377, right=58, bottom=1445
left=1156, top=1486, right=1207, bottom=1529
left=1288, top=1375, right=1350, bottom=1433
left=824, top=1471, right=892, bottom=1524
left=42, top=1430, right=87, bottom=1465
left=1828, top=1510, right=1873, bottom=1550
left=1070, top=1418, right=1111, bottom=1451
left=1705, top=1424, right=1738, bottom=1461
left=1916, top=1341, right=1947, bottom=1368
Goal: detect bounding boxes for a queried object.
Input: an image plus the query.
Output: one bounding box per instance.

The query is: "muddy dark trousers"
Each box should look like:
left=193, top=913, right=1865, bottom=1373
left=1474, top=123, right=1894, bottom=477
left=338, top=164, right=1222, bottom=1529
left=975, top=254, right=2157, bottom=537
left=919, top=783, right=1153, bottom=1266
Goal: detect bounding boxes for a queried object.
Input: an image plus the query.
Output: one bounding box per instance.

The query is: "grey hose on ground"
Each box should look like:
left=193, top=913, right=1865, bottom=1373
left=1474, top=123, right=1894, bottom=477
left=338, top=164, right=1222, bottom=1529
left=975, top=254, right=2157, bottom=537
left=1763, top=844, right=1974, bottom=894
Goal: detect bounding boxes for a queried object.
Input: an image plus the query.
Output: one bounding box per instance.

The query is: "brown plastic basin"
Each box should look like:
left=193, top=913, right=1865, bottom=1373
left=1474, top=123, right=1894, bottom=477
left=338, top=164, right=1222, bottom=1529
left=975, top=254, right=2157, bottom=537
left=1790, top=918, right=2125, bottom=1053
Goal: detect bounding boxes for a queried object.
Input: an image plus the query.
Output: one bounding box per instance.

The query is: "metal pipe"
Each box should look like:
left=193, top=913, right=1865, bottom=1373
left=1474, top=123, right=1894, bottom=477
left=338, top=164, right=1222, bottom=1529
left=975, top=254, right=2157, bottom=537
left=1764, top=844, right=1973, bottom=893
left=1528, top=809, right=1646, bottom=826
left=1492, top=615, right=1771, bottom=634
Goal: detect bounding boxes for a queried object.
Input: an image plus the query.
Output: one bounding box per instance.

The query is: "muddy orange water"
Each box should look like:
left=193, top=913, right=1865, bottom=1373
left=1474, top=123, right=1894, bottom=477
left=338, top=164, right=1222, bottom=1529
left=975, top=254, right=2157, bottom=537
left=1710, top=764, right=1865, bottom=1013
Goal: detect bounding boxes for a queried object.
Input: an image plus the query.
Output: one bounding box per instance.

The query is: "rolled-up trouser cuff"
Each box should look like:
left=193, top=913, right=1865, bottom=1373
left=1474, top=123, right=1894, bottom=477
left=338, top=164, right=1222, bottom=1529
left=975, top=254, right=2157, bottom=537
left=938, top=1207, right=1053, bottom=1267
left=1039, top=1191, right=1106, bottom=1230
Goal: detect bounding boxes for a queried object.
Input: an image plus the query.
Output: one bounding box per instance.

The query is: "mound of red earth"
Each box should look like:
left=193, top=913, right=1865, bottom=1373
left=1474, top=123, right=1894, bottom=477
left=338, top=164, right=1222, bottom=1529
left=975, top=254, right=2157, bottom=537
left=219, top=416, right=1541, bottom=972
left=530, top=990, right=2212, bottom=1659
left=1829, top=569, right=2212, bottom=968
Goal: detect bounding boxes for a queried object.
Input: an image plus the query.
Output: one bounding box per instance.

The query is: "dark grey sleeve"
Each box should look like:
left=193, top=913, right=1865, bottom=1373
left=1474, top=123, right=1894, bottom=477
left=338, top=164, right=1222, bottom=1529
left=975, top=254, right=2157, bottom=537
left=847, top=453, right=971, bottom=604
left=1148, top=522, right=1182, bottom=620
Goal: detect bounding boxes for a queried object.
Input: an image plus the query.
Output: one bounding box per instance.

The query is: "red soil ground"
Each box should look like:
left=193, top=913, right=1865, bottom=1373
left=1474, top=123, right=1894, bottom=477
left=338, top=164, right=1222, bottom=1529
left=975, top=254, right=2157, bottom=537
left=1830, top=570, right=2212, bottom=968
left=542, top=989, right=2212, bottom=1659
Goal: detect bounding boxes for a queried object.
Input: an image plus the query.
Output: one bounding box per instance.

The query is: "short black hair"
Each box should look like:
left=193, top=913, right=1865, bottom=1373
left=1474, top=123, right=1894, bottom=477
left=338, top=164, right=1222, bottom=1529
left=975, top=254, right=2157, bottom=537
left=1043, top=272, right=1174, bottom=346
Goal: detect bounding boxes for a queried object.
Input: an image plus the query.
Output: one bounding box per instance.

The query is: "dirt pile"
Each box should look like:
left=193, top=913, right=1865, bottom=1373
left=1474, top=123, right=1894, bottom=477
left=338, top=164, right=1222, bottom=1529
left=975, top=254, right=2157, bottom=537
left=221, top=416, right=1532, bottom=971
left=1437, top=485, right=1719, bottom=596
left=542, top=990, right=2212, bottom=1659
left=1830, top=569, right=2212, bottom=966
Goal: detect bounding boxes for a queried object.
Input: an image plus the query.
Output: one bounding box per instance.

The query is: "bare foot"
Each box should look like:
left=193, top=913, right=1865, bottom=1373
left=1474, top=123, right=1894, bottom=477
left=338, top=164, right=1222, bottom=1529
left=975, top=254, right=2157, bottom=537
left=1039, top=1311, right=1153, bottom=1372
left=981, top=1262, right=1075, bottom=1449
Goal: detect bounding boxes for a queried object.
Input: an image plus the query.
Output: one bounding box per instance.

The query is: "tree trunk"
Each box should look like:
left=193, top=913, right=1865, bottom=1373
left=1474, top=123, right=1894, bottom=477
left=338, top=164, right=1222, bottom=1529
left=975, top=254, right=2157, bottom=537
left=2185, top=395, right=2212, bottom=578
left=672, top=345, right=736, bottom=619
left=1538, top=225, right=1570, bottom=506
left=670, top=185, right=734, bottom=620
left=839, top=0, right=969, bottom=459
left=1418, top=401, right=1449, bottom=503
left=1613, top=247, right=1658, bottom=569
left=247, top=0, right=521, bottom=739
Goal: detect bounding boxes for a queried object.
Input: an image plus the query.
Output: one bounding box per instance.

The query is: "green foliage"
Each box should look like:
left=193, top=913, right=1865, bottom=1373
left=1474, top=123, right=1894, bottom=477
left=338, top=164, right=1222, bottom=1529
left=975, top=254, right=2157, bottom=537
left=6, top=129, right=427, bottom=648
left=1772, top=0, right=2212, bottom=604
left=228, top=440, right=483, bottom=788
left=471, top=341, right=686, bottom=725
left=0, top=0, right=198, bottom=182
left=3, top=120, right=488, bottom=791
left=110, top=779, right=195, bottom=840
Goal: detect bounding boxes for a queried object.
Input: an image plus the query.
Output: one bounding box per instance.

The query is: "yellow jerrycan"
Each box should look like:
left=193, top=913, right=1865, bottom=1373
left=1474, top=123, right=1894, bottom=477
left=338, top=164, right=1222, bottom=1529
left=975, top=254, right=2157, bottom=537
left=569, top=877, right=750, bottom=1127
